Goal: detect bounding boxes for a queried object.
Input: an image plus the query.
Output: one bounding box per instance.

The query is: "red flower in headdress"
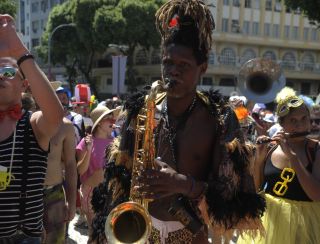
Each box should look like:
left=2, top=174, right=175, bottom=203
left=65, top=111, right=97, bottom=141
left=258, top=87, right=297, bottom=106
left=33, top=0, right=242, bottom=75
left=169, top=15, right=179, bottom=28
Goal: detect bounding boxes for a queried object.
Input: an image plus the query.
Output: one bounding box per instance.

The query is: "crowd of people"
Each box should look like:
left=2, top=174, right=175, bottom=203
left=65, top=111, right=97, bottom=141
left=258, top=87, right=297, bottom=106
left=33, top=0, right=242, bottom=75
left=0, top=0, right=319, bottom=243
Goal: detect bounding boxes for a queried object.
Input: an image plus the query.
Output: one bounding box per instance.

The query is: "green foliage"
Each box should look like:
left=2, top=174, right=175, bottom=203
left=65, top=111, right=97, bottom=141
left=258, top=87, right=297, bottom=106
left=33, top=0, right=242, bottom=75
left=39, top=0, right=163, bottom=97
left=0, top=0, right=17, bottom=17
left=284, top=0, right=320, bottom=26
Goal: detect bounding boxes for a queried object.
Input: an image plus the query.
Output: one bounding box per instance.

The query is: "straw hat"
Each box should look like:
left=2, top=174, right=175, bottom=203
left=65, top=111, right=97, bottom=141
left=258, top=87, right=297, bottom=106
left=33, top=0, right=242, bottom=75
left=91, top=106, right=117, bottom=133
left=50, top=81, right=62, bottom=90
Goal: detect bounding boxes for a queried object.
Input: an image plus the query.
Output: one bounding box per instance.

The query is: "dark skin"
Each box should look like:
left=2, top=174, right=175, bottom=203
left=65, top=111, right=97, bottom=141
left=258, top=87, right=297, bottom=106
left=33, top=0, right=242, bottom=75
left=137, top=44, right=217, bottom=243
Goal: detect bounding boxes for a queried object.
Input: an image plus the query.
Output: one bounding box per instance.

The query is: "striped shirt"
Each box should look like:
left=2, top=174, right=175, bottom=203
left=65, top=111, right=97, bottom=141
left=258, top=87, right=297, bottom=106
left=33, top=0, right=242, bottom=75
left=0, top=112, right=48, bottom=237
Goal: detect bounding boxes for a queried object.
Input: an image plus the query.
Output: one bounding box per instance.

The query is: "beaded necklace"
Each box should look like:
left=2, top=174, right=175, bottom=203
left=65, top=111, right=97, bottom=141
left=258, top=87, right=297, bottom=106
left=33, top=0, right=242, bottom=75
left=158, top=95, right=198, bottom=170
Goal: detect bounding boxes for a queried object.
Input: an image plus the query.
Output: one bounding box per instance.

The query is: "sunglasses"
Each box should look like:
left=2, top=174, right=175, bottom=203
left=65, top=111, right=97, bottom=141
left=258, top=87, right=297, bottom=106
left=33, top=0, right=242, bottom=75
left=0, top=66, right=18, bottom=80
left=277, top=97, right=304, bottom=117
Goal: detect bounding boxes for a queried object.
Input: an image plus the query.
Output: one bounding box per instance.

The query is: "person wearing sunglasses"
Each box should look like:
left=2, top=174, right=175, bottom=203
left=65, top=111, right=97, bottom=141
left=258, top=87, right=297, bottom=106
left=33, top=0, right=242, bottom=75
left=0, top=15, right=63, bottom=243
left=238, top=87, right=320, bottom=244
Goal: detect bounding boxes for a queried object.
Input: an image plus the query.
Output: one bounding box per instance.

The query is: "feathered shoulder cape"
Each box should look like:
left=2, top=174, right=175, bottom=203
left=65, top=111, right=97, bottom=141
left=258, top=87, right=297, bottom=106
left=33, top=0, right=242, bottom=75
left=91, top=89, right=265, bottom=240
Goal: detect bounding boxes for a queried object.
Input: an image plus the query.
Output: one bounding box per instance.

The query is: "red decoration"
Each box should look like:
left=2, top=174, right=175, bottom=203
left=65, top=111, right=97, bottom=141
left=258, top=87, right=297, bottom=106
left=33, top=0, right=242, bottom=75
left=74, top=84, right=91, bottom=104
left=169, top=15, right=179, bottom=28
left=0, top=104, right=22, bottom=121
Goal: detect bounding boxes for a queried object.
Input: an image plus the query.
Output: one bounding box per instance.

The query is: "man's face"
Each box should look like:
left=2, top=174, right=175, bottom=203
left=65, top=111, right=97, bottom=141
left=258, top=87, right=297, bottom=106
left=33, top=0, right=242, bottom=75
left=57, top=92, right=69, bottom=106
left=161, top=44, right=207, bottom=98
left=0, top=57, right=26, bottom=107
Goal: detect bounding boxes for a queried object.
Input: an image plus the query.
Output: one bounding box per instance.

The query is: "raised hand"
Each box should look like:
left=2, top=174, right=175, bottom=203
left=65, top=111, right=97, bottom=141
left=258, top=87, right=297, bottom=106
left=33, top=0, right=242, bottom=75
left=0, top=14, right=29, bottom=59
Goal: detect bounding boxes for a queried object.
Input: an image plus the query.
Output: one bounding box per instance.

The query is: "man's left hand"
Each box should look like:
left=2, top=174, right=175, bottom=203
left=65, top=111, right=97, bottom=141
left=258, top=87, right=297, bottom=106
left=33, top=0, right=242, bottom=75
left=137, top=158, right=189, bottom=199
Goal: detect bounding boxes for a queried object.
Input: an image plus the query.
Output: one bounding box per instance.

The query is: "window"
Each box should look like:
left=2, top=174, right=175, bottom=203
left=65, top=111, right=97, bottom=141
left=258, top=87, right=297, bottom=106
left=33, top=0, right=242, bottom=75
left=220, top=48, right=236, bottom=66
left=202, top=77, right=213, bottom=86
left=292, top=26, right=299, bottom=40
left=274, top=0, right=282, bottom=12
left=233, top=0, right=240, bottom=7
left=240, top=48, right=256, bottom=64
left=31, top=2, right=39, bottom=12
left=135, top=49, right=148, bottom=65
left=265, top=0, right=272, bottom=11
left=31, top=38, right=39, bottom=48
left=231, top=20, right=240, bottom=33
left=301, top=82, right=311, bottom=95
left=311, top=29, right=318, bottom=41
left=223, top=0, right=229, bottom=5
left=254, top=0, right=260, bottom=9
left=151, top=49, right=161, bottom=64
left=208, top=52, right=215, bottom=65
left=245, top=0, right=251, bottom=8
left=284, top=25, right=290, bottom=39
left=286, top=81, right=294, bottom=88
left=252, top=22, right=259, bottom=36
left=243, top=21, right=250, bottom=34
left=222, top=18, right=229, bottom=32
left=264, top=23, right=271, bottom=36
left=263, top=51, right=276, bottom=61
left=219, top=78, right=235, bottom=86
left=107, top=78, right=112, bottom=85
left=41, top=0, right=47, bottom=12
left=32, top=21, right=39, bottom=33
left=301, top=53, right=315, bottom=71
left=273, top=24, right=280, bottom=38
left=303, top=27, right=309, bottom=41
left=282, top=52, right=296, bottom=70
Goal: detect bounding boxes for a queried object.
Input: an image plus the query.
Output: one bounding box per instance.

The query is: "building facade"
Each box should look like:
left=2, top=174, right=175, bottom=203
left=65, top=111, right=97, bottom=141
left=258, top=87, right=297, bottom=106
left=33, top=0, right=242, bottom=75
left=16, top=0, right=66, bottom=54
left=93, top=0, right=320, bottom=99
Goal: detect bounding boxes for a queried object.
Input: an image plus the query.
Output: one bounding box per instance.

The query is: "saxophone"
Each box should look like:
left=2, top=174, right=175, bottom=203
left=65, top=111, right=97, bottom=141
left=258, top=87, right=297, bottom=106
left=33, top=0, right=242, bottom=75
left=105, top=80, right=165, bottom=244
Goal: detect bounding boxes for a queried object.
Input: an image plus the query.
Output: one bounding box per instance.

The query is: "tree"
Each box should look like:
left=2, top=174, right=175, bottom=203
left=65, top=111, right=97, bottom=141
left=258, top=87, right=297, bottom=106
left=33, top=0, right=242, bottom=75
left=38, top=0, right=163, bottom=98
left=0, top=0, right=17, bottom=17
left=284, top=0, right=320, bottom=26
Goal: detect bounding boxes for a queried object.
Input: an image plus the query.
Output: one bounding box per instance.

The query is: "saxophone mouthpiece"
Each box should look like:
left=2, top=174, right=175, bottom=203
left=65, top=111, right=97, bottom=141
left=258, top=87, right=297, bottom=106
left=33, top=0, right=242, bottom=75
left=164, top=78, right=176, bottom=89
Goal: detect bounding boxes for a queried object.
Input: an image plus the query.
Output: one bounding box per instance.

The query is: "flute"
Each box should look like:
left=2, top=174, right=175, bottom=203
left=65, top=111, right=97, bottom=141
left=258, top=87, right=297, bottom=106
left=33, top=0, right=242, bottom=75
left=256, top=131, right=310, bottom=144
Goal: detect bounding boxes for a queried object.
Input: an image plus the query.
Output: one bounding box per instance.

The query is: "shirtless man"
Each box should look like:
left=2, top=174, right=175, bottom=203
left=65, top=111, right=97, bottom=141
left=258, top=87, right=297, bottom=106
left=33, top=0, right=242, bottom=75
left=42, top=117, right=77, bottom=244
left=91, top=1, right=265, bottom=243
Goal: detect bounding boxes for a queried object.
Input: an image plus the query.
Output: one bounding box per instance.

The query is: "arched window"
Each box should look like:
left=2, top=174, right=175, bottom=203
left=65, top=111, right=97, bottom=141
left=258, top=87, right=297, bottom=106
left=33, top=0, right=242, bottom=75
left=262, top=50, right=276, bottom=61
left=301, top=53, right=315, bottom=71
left=208, top=51, right=215, bottom=65
left=219, top=48, right=236, bottom=66
left=282, top=52, right=296, bottom=70
left=240, top=48, right=256, bottom=64
left=135, top=49, right=148, bottom=65
left=151, top=49, right=161, bottom=64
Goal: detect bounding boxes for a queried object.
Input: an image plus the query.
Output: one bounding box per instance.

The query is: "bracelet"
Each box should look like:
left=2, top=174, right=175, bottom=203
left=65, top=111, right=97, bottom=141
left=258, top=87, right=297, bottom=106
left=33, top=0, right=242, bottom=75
left=17, top=53, right=35, bottom=67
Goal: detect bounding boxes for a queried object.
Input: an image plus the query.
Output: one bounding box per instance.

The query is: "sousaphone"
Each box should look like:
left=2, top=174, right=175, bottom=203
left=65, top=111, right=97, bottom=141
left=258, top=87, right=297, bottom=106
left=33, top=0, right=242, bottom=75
left=237, top=58, right=286, bottom=103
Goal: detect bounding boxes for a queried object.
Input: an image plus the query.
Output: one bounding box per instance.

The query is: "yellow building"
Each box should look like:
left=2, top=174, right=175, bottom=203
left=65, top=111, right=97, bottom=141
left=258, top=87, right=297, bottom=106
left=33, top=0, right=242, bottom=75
left=93, top=0, right=320, bottom=98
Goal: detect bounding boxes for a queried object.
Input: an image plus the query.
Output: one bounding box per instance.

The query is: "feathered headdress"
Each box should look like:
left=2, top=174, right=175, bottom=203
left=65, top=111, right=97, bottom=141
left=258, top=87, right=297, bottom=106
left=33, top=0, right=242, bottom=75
left=155, top=0, right=215, bottom=60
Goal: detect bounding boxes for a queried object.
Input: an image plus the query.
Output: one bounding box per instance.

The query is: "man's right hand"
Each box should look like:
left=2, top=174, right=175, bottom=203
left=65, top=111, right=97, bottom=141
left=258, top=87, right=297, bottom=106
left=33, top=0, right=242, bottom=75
left=0, top=14, right=29, bottom=59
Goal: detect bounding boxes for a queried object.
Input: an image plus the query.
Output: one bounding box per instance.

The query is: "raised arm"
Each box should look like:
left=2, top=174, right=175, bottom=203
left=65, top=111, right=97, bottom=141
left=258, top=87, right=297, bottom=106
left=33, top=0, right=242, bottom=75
left=0, top=14, right=63, bottom=149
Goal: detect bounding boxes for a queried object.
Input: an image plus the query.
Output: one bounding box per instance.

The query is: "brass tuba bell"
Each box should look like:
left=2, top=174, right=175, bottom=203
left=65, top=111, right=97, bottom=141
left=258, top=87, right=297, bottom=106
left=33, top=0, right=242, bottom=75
left=237, top=58, right=286, bottom=103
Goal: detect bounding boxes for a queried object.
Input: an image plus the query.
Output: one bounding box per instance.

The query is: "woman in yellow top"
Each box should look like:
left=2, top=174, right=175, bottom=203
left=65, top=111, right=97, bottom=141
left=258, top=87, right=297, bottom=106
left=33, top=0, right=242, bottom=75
left=239, top=87, right=320, bottom=244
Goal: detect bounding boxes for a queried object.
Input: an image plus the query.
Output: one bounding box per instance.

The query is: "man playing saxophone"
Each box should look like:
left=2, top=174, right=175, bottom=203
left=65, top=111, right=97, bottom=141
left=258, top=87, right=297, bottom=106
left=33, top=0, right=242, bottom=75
left=91, top=1, right=265, bottom=243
